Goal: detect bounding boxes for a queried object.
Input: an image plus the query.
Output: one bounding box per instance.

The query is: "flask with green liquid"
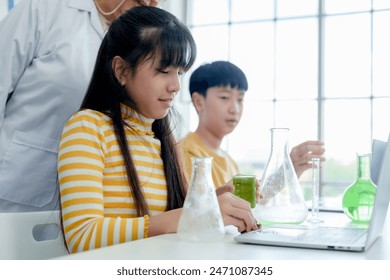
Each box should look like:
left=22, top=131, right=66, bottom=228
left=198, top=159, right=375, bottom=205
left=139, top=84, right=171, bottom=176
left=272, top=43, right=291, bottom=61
left=342, top=153, right=377, bottom=223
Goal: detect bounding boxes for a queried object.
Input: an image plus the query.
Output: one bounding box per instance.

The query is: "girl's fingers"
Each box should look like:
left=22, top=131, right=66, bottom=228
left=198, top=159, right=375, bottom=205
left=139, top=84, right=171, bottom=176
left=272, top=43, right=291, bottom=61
left=223, top=215, right=247, bottom=232
left=218, top=193, right=259, bottom=232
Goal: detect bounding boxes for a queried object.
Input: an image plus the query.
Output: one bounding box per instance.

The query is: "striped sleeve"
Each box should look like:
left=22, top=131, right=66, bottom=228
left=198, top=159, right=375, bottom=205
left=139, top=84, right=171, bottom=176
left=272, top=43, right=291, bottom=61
left=58, top=110, right=148, bottom=253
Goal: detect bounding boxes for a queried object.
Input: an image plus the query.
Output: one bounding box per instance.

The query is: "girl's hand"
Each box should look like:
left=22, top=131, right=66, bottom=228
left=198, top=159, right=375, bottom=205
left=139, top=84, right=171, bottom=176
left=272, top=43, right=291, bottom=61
left=217, top=192, right=260, bottom=233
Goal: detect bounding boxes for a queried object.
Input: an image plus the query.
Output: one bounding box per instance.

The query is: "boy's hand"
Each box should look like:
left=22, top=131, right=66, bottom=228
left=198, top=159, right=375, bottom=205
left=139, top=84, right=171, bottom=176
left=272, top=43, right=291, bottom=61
left=216, top=180, right=234, bottom=196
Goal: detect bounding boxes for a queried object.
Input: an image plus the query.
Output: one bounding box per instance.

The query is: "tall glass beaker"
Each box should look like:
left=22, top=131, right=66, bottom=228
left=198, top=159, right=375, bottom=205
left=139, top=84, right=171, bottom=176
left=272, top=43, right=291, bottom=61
left=177, top=157, right=225, bottom=242
left=256, top=128, right=308, bottom=224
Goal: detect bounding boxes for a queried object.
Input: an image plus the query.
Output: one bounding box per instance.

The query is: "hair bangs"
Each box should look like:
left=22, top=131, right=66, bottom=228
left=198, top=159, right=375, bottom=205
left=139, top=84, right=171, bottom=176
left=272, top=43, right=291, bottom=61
left=212, top=62, right=248, bottom=92
left=157, top=22, right=196, bottom=72
left=217, top=73, right=248, bottom=92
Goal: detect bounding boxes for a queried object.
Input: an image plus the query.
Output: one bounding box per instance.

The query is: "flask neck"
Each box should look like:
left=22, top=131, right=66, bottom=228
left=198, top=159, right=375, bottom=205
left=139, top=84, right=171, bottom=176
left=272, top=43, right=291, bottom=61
left=190, top=157, right=214, bottom=186
left=270, top=128, right=289, bottom=152
left=356, top=154, right=371, bottom=180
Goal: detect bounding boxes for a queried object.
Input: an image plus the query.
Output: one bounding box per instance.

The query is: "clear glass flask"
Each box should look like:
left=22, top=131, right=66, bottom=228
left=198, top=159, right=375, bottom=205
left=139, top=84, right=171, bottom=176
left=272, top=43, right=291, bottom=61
left=342, top=153, right=377, bottom=223
left=177, top=157, right=225, bottom=242
left=256, top=128, right=308, bottom=224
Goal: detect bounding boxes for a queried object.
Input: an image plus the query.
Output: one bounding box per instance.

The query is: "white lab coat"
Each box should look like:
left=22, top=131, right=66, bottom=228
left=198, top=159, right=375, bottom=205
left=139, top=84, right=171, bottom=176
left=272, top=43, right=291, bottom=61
left=0, top=0, right=104, bottom=211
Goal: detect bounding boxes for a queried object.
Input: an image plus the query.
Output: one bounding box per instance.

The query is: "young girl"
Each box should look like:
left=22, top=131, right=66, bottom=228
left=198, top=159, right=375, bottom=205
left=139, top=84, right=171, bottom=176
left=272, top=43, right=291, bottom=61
left=58, top=6, right=259, bottom=253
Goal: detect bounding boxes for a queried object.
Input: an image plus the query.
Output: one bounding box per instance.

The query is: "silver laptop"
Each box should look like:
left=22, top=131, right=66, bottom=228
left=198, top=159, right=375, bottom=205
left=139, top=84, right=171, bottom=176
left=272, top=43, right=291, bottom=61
left=235, top=134, right=390, bottom=252
left=371, top=138, right=387, bottom=185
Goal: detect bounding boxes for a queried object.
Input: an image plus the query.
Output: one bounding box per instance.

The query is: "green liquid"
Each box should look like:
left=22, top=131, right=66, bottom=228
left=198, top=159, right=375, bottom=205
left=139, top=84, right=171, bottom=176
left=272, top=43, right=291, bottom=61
left=342, top=181, right=376, bottom=223
left=342, top=154, right=377, bottom=223
left=233, top=175, right=256, bottom=208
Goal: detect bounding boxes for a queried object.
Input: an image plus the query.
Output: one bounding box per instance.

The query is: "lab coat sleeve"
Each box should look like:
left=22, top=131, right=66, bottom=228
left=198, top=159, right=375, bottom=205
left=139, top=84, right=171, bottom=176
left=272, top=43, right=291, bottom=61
left=0, top=0, right=48, bottom=129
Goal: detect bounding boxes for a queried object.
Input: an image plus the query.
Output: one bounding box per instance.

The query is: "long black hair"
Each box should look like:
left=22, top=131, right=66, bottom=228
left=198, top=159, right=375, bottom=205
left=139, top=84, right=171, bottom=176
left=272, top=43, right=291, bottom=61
left=81, top=6, right=196, bottom=216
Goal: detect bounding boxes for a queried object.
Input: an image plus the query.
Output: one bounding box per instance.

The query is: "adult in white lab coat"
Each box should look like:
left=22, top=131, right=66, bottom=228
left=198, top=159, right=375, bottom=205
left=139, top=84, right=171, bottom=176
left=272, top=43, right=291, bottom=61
left=0, top=0, right=159, bottom=212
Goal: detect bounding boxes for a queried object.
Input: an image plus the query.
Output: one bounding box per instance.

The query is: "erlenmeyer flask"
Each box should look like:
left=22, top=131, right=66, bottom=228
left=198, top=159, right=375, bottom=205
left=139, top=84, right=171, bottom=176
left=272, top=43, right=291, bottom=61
left=256, top=128, right=308, bottom=224
left=177, top=157, right=225, bottom=242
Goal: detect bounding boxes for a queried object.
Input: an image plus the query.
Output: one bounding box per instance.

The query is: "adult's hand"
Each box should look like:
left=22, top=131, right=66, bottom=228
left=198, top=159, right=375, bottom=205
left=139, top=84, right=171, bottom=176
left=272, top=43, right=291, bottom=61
left=290, top=140, right=325, bottom=178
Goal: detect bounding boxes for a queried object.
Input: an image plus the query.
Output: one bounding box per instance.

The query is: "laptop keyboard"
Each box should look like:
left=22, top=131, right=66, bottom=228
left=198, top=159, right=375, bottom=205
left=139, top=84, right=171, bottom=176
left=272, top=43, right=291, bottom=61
left=295, top=227, right=367, bottom=245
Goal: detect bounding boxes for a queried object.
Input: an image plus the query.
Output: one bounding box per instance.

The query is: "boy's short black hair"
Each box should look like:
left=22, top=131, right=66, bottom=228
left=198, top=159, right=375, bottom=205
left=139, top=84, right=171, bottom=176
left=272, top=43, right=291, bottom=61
left=189, top=61, right=248, bottom=97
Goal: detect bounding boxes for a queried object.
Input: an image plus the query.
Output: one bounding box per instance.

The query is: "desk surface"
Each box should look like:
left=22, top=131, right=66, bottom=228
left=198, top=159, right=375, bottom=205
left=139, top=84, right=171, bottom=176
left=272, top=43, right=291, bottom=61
left=56, top=209, right=390, bottom=260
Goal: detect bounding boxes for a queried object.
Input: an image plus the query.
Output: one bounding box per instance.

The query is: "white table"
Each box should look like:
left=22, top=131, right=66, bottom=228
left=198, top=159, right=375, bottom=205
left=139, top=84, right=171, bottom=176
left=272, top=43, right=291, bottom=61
left=56, top=209, right=390, bottom=260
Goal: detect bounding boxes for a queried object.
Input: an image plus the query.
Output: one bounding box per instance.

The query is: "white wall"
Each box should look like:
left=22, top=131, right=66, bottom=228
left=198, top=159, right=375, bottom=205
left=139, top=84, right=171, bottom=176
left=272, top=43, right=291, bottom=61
left=161, top=0, right=187, bottom=22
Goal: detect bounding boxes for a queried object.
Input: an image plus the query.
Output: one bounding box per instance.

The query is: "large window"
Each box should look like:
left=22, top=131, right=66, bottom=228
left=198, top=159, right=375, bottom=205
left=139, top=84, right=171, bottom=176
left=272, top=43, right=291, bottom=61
left=182, top=0, right=390, bottom=208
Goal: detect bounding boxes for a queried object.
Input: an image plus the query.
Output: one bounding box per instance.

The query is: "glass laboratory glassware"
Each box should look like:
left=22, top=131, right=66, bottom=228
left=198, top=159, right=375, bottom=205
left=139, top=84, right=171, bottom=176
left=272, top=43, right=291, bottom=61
left=233, top=175, right=257, bottom=208
left=256, top=128, right=308, bottom=225
left=307, top=157, right=323, bottom=223
left=342, top=153, right=377, bottom=223
left=177, top=157, right=225, bottom=242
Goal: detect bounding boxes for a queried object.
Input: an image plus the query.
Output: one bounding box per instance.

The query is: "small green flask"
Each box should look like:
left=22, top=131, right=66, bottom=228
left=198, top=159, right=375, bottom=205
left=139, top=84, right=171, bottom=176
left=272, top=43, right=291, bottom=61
left=342, top=153, right=377, bottom=223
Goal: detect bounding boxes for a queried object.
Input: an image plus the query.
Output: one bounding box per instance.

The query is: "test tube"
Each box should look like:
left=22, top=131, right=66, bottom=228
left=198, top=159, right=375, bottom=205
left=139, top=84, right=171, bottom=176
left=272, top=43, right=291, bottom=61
left=308, top=157, right=323, bottom=223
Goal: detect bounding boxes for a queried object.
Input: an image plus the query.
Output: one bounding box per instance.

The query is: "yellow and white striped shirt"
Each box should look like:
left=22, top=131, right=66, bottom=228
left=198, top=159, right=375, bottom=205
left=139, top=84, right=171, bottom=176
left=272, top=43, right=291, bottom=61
left=58, top=105, right=167, bottom=253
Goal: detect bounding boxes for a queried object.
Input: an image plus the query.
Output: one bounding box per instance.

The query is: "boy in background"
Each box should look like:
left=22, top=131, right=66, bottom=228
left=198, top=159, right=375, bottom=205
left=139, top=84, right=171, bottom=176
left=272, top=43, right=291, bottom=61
left=180, top=61, right=325, bottom=190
